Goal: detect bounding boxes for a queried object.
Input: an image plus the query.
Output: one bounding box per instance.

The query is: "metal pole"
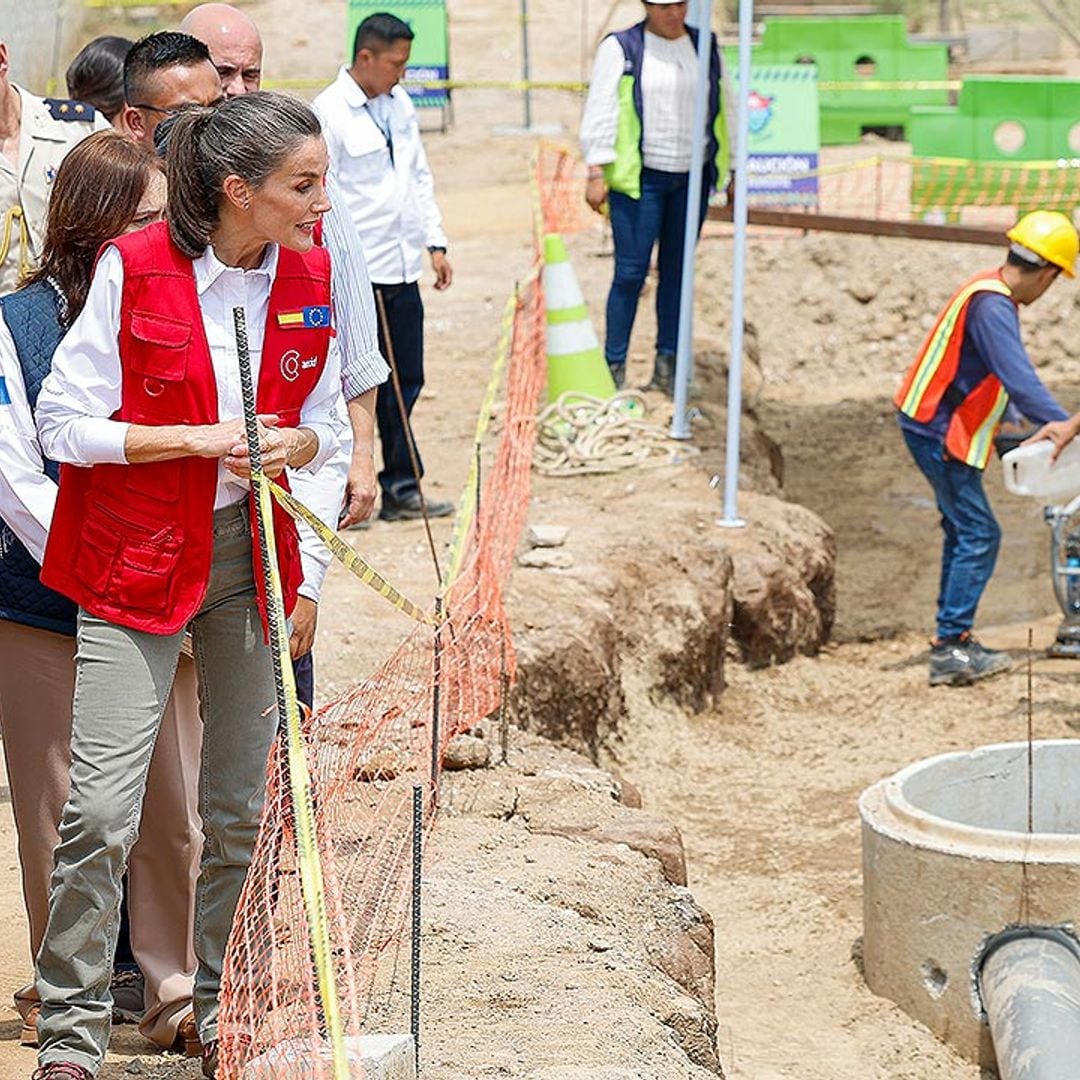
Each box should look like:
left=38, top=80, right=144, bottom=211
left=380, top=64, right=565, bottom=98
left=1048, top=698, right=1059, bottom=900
left=719, top=0, right=754, bottom=527
left=521, top=0, right=533, bottom=130
left=669, top=0, right=714, bottom=441
left=410, top=783, right=422, bottom=1068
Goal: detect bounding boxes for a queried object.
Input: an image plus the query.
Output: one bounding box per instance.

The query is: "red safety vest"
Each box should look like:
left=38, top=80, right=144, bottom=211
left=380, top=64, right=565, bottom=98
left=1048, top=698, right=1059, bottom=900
left=894, top=270, right=1015, bottom=470
left=42, top=221, right=333, bottom=635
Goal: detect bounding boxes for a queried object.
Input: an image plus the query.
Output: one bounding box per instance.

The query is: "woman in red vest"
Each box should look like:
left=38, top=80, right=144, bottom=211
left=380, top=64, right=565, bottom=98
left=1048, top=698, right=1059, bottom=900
left=31, top=92, right=342, bottom=1080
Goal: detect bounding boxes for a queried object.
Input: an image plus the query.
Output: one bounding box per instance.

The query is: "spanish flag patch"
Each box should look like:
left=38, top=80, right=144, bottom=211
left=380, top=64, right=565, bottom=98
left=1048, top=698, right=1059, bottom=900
left=277, top=305, right=332, bottom=330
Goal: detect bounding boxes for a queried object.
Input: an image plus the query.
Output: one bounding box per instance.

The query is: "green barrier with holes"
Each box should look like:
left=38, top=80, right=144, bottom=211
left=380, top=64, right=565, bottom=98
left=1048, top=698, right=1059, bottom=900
left=911, top=76, right=1080, bottom=161
left=910, top=77, right=1080, bottom=220
left=724, top=16, right=949, bottom=145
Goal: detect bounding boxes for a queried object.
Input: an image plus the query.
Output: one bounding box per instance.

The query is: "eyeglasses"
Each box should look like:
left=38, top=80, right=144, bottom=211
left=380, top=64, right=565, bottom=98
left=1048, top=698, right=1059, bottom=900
left=130, top=97, right=227, bottom=116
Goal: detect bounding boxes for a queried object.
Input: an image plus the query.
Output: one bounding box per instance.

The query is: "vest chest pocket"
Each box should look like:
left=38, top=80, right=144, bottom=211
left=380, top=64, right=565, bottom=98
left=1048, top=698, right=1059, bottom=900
left=127, top=311, right=191, bottom=423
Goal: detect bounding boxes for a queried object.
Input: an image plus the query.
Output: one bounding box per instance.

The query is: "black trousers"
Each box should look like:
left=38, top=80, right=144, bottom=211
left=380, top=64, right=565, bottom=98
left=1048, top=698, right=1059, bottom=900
left=373, top=281, right=425, bottom=501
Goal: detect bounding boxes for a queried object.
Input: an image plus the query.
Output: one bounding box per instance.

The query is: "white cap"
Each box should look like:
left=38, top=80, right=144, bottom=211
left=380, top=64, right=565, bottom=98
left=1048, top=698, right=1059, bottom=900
left=645, top=0, right=687, bottom=4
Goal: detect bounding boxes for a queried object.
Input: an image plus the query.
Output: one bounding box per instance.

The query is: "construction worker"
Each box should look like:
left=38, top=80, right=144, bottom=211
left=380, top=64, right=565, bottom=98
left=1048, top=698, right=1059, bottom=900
left=896, top=210, right=1078, bottom=687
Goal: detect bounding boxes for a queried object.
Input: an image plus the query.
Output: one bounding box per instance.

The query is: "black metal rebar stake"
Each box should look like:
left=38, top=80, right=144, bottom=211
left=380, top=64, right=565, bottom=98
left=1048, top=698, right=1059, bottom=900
left=430, top=596, right=444, bottom=804
left=498, top=634, right=510, bottom=766
left=410, top=782, right=423, bottom=1071
left=232, top=307, right=289, bottom=735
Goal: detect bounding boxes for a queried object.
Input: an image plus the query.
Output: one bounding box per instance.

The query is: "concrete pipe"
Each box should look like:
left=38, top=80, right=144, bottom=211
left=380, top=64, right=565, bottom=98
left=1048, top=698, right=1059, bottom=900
left=979, top=928, right=1080, bottom=1080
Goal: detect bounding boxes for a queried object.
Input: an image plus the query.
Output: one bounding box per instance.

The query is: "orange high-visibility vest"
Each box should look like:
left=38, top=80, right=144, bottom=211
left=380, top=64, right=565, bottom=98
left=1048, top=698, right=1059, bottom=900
left=895, top=271, right=1015, bottom=470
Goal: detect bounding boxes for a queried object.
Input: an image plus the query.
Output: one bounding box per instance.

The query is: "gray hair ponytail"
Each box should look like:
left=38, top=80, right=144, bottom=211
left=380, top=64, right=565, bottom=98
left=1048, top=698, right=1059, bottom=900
left=166, top=92, right=322, bottom=258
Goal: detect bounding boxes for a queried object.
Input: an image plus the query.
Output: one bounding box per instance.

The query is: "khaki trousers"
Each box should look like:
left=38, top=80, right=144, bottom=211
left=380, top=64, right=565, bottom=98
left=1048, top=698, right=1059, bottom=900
left=36, top=502, right=278, bottom=1073
left=0, top=619, right=200, bottom=1049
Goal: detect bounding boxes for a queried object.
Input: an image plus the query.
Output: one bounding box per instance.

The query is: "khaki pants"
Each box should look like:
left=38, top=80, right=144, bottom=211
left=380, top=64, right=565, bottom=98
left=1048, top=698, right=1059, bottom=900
left=0, top=620, right=199, bottom=1049
left=36, top=502, right=279, bottom=1073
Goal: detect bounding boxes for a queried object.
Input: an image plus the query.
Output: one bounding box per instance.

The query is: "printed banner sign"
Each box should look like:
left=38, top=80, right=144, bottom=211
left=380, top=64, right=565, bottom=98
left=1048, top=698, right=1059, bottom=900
left=346, top=0, right=450, bottom=109
left=734, top=65, right=820, bottom=208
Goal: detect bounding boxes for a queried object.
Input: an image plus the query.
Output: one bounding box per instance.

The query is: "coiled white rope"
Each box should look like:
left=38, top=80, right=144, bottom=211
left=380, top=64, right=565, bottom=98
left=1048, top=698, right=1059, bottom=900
left=534, top=391, right=700, bottom=476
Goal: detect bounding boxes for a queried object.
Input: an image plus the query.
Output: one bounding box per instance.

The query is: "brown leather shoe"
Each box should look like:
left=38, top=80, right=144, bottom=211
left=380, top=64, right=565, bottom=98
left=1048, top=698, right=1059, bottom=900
left=174, top=1011, right=202, bottom=1058
left=201, top=1040, right=219, bottom=1079
left=31, top=1065, right=93, bottom=1080
left=19, top=1002, right=40, bottom=1047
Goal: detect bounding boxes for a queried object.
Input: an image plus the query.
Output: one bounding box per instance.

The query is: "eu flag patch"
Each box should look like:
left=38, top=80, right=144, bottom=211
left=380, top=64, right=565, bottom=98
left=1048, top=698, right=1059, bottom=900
left=278, top=305, right=332, bottom=330
left=0, top=376, right=10, bottom=405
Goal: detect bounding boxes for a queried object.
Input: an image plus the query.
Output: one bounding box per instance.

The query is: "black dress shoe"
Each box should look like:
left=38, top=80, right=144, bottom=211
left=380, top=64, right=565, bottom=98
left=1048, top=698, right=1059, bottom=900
left=379, top=491, right=455, bottom=521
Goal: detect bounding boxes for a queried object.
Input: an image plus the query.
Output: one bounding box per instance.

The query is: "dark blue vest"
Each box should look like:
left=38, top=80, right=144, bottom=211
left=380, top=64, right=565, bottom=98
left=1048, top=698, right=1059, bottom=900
left=0, top=282, right=78, bottom=636
left=612, top=21, right=725, bottom=195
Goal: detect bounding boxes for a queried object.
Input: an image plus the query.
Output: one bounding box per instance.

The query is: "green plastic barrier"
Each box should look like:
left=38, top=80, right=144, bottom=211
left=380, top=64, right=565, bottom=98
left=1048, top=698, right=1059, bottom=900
left=725, top=15, right=949, bottom=145
left=910, top=77, right=1080, bottom=220
left=911, top=76, right=1080, bottom=161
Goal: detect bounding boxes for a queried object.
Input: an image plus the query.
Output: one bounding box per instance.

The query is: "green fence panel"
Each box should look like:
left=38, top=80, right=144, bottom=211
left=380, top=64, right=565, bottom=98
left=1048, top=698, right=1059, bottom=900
left=346, top=0, right=449, bottom=109
left=724, top=16, right=949, bottom=144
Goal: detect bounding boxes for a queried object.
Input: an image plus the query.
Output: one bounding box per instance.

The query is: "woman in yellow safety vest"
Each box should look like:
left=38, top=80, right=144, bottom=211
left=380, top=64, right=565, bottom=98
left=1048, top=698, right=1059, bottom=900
left=580, top=0, right=729, bottom=393
left=895, top=210, right=1077, bottom=688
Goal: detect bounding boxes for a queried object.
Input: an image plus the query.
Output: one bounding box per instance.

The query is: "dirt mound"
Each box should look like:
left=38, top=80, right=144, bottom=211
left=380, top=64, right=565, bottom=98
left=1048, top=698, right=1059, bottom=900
left=508, top=473, right=836, bottom=759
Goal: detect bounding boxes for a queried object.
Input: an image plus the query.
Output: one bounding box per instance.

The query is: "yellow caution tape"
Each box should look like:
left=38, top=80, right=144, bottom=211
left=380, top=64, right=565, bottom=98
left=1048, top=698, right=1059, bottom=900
left=818, top=79, right=960, bottom=91
left=443, top=292, right=516, bottom=589
left=264, top=75, right=960, bottom=93
left=269, top=481, right=437, bottom=625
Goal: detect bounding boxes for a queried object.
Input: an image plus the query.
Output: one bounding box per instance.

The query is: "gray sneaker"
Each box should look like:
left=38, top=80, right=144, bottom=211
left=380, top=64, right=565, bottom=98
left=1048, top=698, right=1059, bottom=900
left=929, top=635, right=1012, bottom=687
left=110, top=968, right=145, bottom=1023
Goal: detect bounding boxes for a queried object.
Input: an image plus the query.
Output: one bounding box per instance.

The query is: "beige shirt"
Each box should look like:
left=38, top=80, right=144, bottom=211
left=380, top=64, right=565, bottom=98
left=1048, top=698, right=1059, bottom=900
left=0, top=87, right=107, bottom=295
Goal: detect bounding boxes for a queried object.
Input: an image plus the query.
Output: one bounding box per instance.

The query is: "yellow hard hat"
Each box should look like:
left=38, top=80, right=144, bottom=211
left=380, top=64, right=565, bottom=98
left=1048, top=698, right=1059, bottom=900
left=1006, top=210, right=1079, bottom=278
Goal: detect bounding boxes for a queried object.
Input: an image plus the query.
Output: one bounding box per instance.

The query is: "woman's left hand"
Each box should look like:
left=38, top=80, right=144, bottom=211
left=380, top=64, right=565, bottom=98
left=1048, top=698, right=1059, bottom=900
left=224, top=415, right=295, bottom=479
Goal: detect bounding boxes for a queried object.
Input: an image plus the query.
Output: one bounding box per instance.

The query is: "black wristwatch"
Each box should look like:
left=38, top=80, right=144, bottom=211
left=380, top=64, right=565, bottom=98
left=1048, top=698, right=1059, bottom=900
left=428, top=246, right=447, bottom=254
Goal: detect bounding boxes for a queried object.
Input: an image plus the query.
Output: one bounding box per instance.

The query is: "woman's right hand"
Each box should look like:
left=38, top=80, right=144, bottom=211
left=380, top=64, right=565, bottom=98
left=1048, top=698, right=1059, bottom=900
left=585, top=176, right=608, bottom=214
left=190, top=415, right=280, bottom=461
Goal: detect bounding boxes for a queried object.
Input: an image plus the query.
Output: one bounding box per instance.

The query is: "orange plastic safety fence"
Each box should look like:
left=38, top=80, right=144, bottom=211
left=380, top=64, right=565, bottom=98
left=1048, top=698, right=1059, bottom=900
left=215, top=165, right=550, bottom=1078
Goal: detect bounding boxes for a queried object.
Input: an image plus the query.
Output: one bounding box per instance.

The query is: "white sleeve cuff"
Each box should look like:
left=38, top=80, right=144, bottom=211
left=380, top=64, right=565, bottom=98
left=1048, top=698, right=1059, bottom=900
left=85, top=419, right=131, bottom=464
left=298, top=422, right=340, bottom=474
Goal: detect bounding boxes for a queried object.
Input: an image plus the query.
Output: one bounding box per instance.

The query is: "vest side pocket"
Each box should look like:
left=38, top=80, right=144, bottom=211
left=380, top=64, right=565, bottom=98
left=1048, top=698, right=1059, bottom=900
left=75, top=508, right=123, bottom=598
left=116, top=529, right=184, bottom=616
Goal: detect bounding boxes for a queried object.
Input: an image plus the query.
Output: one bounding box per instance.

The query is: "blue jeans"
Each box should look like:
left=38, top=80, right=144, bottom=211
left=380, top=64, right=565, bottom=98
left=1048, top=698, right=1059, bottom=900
left=902, top=427, right=1002, bottom=639
left=605, top=167, right=710, bottom=367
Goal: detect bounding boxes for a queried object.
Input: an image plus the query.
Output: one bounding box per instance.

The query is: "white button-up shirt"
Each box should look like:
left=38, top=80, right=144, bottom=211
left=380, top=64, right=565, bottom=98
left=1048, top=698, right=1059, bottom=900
left=35, top=242, right=342, bottom=510
left=322, top=173, right=389, bottom=400
left=0, top=292, right=61, bottom=563
left=314, top=68, right=448, bottom=285
left=581, top=31, right=734, bottom=174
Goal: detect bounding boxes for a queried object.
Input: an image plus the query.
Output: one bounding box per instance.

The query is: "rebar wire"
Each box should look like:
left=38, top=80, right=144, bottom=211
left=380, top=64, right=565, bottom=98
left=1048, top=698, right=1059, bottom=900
left=375, top=288, right=444, bottom=585
left=1020, top=627, right=1035, bottom=925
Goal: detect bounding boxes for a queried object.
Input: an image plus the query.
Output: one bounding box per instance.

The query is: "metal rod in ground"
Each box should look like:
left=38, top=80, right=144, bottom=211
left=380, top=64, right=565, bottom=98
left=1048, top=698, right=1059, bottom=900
left=498, top=632, right=511, bottom=766
left=520, top=0, right=533, bottom=129
left=374, top=288, right=443, bottom=584
left=411, top=783, right=423, bottom=1069
left=720, top=0, right=754, bottom=526
left=430, top=596, right=444, bottom=802
left=669, top=0, right=713, bottom=441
